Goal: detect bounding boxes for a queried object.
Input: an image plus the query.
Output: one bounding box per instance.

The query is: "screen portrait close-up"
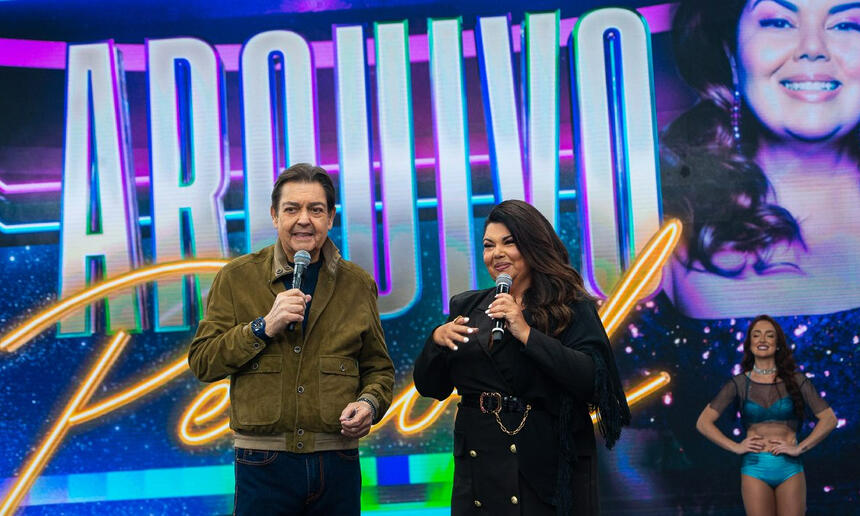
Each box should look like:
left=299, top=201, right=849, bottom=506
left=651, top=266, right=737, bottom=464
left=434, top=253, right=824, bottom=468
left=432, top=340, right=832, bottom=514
left=0, top=0, right=856, bottom=514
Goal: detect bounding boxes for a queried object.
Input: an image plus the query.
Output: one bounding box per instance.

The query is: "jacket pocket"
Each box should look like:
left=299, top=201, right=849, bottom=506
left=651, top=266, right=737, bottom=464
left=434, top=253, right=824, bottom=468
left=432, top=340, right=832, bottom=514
left=231, top=354, right=283, bottom=426
left=318, top=355, right=360, bottom=426
left=451, top=431, right=476, bottom=510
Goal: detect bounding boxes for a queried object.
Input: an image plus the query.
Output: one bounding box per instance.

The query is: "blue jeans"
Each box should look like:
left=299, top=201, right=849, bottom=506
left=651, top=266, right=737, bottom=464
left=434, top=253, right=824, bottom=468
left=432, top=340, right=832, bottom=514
left=233, top=448, right=361, bottom=516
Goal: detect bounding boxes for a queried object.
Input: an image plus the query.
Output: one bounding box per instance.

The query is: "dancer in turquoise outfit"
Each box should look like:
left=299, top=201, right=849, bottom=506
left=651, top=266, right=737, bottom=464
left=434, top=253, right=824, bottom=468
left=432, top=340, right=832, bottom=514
left=696, top=315, right=837, bottom=515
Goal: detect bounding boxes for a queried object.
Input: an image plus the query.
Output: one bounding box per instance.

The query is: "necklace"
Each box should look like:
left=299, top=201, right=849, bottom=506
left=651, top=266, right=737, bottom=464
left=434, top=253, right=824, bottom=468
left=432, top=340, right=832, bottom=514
left=753, top=365, right=777, bottom=375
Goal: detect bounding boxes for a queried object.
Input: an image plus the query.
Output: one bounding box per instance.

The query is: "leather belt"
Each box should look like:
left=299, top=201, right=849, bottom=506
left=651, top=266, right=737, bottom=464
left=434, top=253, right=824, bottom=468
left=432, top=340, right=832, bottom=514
left=460, top=392, right=529, bottom=413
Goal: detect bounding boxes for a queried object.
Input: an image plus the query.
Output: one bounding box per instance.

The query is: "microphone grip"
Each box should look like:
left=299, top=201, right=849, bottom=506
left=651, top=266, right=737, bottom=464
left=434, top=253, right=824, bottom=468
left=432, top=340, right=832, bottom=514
left=491, top=281, right=510, bottom=341
left=491, top=325, right=504, bottom=342
left=287, top=270, right=305, bottom=332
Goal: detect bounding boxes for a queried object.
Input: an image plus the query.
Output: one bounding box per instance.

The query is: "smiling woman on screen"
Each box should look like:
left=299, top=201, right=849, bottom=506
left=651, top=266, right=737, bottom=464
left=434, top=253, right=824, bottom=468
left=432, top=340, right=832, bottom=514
left=661, top=0, right=860, bottom=318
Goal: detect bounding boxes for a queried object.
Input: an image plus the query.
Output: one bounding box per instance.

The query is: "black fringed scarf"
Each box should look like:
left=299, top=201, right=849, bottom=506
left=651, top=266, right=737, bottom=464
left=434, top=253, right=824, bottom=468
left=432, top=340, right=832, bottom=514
left=554, top=335, right=631, bottom=515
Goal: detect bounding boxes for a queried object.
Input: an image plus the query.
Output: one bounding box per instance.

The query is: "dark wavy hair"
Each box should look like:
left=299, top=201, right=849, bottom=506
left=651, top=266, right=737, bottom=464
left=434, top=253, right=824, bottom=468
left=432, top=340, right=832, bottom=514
left=740, top=315, right=804, bottom=422
left=484, top=200, right=592, bottom=336
left=661, top=0, right=811, bottom=276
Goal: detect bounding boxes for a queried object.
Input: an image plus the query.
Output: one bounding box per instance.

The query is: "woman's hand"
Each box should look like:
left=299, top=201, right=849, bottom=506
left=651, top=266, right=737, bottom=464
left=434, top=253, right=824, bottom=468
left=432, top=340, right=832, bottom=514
left=769, top=439, right=802, bottom=456
left=431, top=315, right=475, bottom=351
left=734, top=434, right=765, bottom=455
left=486, top=293, right=530, bottom=343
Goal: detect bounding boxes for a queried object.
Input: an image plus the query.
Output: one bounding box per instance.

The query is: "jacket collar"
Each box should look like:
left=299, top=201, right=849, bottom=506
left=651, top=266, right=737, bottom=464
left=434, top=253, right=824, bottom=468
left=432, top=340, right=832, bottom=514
left=270, top=237, right=342, bottom=285
left=270, top=238, right=341, bottom=340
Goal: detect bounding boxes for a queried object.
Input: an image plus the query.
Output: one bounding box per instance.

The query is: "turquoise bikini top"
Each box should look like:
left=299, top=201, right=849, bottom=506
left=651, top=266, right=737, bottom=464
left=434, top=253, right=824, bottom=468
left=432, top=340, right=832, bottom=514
left=709, top=372, right=830, bottom=435
left=742, top=396, right=795, bottom=427
left=741, top=374, right=797, bottom=429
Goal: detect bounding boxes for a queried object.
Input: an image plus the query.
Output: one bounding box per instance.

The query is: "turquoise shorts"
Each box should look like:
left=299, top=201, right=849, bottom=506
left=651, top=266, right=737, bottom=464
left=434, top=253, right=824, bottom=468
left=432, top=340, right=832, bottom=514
left=741, top=452, right=803, bottom=488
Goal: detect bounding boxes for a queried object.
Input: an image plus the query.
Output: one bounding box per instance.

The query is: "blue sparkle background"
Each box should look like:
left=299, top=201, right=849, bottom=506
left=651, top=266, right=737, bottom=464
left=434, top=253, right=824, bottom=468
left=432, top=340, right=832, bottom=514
left=1, top=0, right=859, bottom=513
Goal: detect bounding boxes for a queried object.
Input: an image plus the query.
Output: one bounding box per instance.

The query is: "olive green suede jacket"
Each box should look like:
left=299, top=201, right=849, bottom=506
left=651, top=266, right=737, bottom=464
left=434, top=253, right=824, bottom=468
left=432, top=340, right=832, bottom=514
left=188, top=238, right=394, bottom=452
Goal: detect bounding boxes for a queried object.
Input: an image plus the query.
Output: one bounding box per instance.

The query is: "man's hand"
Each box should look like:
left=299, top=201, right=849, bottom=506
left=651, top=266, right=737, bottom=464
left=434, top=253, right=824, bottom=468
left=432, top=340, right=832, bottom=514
left=339, top=401, right=374, bottom=438
left=263, top=289, right=311, bottom=336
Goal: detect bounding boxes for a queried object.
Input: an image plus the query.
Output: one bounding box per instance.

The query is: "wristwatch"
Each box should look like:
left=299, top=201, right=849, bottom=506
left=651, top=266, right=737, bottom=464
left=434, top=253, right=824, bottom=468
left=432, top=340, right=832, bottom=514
left=250, top=316, right=270, bottom=342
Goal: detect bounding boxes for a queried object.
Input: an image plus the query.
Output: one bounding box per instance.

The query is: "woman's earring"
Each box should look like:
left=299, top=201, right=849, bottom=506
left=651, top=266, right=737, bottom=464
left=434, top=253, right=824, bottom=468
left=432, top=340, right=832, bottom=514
left=731, top=87, right=742, bottom=148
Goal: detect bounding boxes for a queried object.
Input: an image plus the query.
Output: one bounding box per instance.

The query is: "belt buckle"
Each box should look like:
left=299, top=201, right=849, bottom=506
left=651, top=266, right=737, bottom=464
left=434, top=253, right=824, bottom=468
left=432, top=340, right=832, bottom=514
left=479, top=392, right=502, bottom=415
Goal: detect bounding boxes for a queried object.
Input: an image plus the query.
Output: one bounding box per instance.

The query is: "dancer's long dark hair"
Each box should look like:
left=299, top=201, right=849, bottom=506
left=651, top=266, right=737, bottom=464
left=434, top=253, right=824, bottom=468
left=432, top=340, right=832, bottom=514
left=741, top=315, right=804, bottom=422
left=661, top=0, right=816, bottom=277
left=485, top=200, right=592, bottom=336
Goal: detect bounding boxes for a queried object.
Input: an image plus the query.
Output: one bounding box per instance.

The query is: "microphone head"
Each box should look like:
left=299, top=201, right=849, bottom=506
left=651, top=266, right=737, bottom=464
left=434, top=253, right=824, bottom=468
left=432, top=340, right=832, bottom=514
left=293, top=250, right=312, bottom=267
left=495, top=273, right=512, bottom=288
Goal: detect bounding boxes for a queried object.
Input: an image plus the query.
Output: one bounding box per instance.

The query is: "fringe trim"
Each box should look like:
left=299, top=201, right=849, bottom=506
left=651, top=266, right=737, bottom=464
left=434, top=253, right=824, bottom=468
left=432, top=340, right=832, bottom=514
left=554, top=350, right=631, bottom=515
left=591, top=353, right=631, bottom=449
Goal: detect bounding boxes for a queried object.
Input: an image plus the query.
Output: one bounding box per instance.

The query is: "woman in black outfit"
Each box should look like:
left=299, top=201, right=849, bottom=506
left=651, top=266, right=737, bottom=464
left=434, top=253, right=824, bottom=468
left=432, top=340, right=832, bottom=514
left=413, top=200, right=630, bottom=515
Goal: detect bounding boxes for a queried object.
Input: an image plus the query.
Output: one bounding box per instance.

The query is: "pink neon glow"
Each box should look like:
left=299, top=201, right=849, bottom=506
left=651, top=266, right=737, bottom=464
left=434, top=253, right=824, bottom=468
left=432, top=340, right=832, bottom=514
left=0, top=150, right=576, bottom=195
left=0, top=4, right=674, bottom=71
left=0, top=38, right=66, bottom=69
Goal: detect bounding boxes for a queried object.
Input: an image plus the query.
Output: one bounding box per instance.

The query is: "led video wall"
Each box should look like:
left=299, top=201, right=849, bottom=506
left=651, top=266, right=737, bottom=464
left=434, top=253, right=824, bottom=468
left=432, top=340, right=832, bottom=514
left=1, top=0, right=857, bottom=513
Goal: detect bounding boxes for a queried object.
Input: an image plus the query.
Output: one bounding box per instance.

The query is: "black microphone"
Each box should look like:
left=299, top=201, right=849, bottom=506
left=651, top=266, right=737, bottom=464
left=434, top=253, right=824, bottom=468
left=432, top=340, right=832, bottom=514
left=287, top=250, right=311, bottom=331
left=491, top=273, right=512, bottom=342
